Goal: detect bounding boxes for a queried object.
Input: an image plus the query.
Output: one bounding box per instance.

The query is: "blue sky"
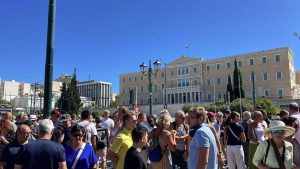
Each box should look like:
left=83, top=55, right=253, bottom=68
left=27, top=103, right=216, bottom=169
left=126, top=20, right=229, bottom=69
left=0, top=0, right=299, bottom=93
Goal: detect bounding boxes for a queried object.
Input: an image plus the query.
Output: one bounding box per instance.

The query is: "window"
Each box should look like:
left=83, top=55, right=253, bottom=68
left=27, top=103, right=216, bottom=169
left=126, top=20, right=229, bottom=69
left=128, top=77, right=131, bottom=82
left=249, top=58, right=254, bottom=65
left=122, top=89, right=125, bottom=94
left=161, top=84, right=164, bottom=89
left=217, top=78, right=221, bottom=85
left=276, top=71, right=282, bottom=79
left=207, top=79, right=211, bottom=86
left=154, top=85, right=157, bottom=91
left=123, top=78, right=125, bottom=83
left=186, top=67, right=189, bottom=74
left=262, top=57, right=267, bottom=64
left=263, top=72, right=269, bottom=80
left=162, top=72, right=164, bottom=78
left=264, top=89, right=270, bottom=97
left=141, top=99, right=144, bottom=104
left=238, top=60, right=242, bottom=67
left=278, top=88, right=283, bottom=97
left=177, top=67, right=189, bottom=75
left=206, top=65, right=210, bottom=71
left=154, top=98, right=158, bottom=103
left=207, top=94, right=211, bottom=101
left=275, top=54, right=281, bottom=62
left=194, top=67, right=197, bottom=73
left=141, top=76, right=144, bottom=80
left=227, top=62, right=231, bottom=69
left=141, top=86, right=143, bottom=92
left=216, top=64, right=220, bottom=71
left=217, top=93, right=222, bottom=100
left=171, top=71, right=174, bottom=76
left=178, top=69, right=181, bottom=75
left=193, top=80, right=197, bottom=85
left=134, top=77, right=137, bottom=82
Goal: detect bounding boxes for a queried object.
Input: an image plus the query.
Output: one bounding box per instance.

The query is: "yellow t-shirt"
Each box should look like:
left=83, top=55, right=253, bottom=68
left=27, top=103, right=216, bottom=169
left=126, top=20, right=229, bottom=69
left=109, top=128, right=132, bottom=169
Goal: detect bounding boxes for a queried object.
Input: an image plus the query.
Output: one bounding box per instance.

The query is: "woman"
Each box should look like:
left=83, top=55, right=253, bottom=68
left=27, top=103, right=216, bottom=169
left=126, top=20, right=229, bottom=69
left=149, top=113, right=176, bottom=169
left=51, top=126, right=65, bottom=144
left=253, top=120, right=298, bottom=169
left=248, top=111, right=266, bottom=169
left=65, top=125, right=98, bottom=169
left=170, top=110, right=189, bottom=169
left=282, top=117, right=300, bottom=168
left=223, top=112, right=246, bottom=169
left=0, top=119, right=15, bottom=158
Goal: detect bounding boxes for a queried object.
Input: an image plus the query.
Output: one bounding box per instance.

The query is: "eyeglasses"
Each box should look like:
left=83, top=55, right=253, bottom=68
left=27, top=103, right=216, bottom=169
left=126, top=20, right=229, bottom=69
left=72, top=133, right=83, bottom=138
left=271, top=130, right=286, bottom=134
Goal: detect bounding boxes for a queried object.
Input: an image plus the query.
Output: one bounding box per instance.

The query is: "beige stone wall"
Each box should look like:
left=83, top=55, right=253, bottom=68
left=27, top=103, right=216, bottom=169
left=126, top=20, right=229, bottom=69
left=119, top=47, right=298, bottom=106
left=296, top=72, right=300, bottom=85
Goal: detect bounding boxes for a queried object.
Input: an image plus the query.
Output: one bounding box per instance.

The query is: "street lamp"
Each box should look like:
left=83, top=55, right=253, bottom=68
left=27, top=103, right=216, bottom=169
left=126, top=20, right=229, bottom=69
left=251, top=71, right=256, bottom=110
left=140, top=60, right=161, bottom=116
left=159, top=59, right=168, bottom=109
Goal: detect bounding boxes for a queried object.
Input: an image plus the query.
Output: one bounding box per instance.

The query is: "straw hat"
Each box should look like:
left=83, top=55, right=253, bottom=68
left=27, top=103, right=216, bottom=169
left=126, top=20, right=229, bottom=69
left=264, top=120, right=295, bottom=138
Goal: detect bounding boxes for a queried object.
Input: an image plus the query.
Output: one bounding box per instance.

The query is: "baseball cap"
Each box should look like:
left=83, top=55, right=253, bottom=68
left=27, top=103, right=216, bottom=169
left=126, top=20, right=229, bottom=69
left=207, top=112, right=216, bottom=117
left=38, top=119, right=54, bottom=132
left=51, top=110, right=61, bottom=117
left=60, top=114, right=71, bottom=122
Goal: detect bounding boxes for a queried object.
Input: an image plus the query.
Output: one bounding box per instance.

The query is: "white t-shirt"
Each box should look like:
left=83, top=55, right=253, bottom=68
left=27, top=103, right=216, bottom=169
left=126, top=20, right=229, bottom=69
left=101, top=118, right=114, bottom=136
left=78, top=120, right=97, bottom=144
left=291, top=113, right=300, bottom=144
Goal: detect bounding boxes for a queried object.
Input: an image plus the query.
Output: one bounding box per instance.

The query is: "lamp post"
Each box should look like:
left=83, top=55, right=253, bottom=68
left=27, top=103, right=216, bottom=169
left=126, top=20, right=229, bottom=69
left=159, top=59, right=168, bottom=109
left=31, top=82, right=39, bottom=113
left=43, top=0, right=56, bottom=118
left=251, top=71, right=256, bottom=110
left=140, top=60, right=161, bottom=116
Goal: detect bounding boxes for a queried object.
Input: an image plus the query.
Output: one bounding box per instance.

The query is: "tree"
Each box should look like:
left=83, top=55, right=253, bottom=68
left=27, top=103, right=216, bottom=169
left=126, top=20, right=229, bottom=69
left=233, top=59, right=245, bottom=99
left=226, top=75, right=234, bottom=102
left=57, top=82, right=68, bottom=113
left=66, top=70, right=81, bottom=114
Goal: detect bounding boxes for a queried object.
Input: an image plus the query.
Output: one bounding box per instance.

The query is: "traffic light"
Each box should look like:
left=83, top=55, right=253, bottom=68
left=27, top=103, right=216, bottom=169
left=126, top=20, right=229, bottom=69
left=129, top=89, right=136, bottom=105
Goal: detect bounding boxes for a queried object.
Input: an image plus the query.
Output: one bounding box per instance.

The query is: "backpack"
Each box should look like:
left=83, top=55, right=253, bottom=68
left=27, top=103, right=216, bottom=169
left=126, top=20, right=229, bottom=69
left=82, top=123, right=91, bottom=144
left=148, top=137, right=163, bottom=162
left=96, top=127, right=109, bottom=149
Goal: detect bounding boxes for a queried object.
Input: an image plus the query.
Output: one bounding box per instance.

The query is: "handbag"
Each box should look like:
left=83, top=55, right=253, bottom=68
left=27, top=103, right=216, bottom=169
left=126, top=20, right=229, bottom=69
left=72, top=143, right=86, bottom=169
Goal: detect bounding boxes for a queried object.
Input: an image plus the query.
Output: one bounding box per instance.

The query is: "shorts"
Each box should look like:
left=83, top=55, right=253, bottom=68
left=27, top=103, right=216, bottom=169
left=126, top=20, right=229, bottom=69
left=96, top=148, right=107, bottom=162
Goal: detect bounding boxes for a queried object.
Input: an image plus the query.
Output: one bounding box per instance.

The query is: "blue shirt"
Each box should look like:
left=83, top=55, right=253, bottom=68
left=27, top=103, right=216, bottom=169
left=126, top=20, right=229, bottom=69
left=188, top=124, right=218, bottom=169
left=65, top=143, right=98, bottom=169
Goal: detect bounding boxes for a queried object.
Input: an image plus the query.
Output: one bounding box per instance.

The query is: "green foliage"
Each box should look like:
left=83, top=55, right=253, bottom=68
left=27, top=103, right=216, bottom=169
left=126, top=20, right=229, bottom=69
left=230, top=99, right=254, bottom=113
left=66, top=70, right=81, bottom=114
left=182, top=104, right=193, bottom=113
left=226, top=76, right=234, bottom=102
left=92, top=111, right=102, bottom=119
left=256, top=99, right=279, bottom=115
left=0, top=99, right=12, bottom=105
left=233, top=59, right=245, bottom=99
left=57, top=82, right=68, bottom=113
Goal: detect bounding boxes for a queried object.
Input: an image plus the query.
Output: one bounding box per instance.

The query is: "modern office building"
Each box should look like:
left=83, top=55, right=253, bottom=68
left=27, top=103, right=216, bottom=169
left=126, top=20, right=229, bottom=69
left=119, top=47, right=300, bottom=106
left=77, top=80, right=112, bottom=108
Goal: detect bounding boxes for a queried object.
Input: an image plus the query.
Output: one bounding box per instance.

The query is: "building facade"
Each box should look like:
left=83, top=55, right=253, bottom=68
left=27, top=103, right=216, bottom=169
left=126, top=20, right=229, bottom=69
left=119, top=47, right=300, bottom=106
left=77, top=80, right=112, bottom=108
left=0, top=80, right=32, bottom=101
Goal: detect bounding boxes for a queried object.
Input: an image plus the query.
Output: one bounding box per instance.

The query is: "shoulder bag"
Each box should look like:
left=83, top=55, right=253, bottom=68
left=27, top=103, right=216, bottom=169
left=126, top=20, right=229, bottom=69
left=71, top=143, right=86, bottom=169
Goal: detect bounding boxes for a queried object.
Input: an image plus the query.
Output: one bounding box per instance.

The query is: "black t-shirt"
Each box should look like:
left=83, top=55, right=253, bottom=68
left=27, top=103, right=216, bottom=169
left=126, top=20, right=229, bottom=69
left=62, top=127, right=71, bottom=147
left=15, top=139, right=66, bottom=169
left=226, top=123, right=244, bottom=145
left=0, top=140, right=25, bottom=169
left=124, top=147, right=147, bottom=169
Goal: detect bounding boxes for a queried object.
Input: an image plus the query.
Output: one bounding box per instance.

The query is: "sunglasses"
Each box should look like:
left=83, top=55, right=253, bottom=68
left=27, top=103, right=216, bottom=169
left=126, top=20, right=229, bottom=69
left=72, top=133, right=83, bottom=138
left=271, top=130, right=286, bottom=134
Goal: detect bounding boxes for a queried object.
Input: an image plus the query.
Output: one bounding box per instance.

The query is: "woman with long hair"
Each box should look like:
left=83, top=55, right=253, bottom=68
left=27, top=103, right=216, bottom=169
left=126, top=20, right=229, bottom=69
left=223, top=112, right=246, bottom=169
left=65, top=124, right=98, bottom=169
left=248, top=111, right=266, bottom=169
left=149, top=113, right=176, bottom=169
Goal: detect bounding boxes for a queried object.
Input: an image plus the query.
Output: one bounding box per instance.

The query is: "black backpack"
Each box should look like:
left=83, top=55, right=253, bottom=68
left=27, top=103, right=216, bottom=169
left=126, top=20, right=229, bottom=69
left=96, top=127, right=109, bottom=149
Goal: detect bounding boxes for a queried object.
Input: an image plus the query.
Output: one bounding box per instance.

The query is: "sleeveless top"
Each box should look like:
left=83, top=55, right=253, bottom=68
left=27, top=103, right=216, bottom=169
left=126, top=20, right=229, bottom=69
left=250, top=123, right=265, bottom=144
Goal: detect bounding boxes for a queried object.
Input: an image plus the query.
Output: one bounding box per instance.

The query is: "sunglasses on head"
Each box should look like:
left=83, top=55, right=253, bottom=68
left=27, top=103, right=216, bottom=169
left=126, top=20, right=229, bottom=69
left=271, top=130, right=286, bottom=134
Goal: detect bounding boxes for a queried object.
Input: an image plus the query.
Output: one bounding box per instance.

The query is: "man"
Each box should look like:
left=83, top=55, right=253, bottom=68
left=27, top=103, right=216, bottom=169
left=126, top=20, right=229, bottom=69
left=0, top=125, right=31, bottom=169
left=60, top=114, right=72, bottom=147
left=136, top=112, right=151, bottom=132
left=239, top=111, right=251, bottom=168
left=289, top=102, right=300, bottom=144
left=187, top=108, right=218, bottom=169
left=3, top=112, right=17, bottom=132
left=124, top=126, right=148, bottom=169
left=78, top=110, right=97, bottom=151
left=50, top=109, right=61, bottom=128
left=14, top=119, right=67, bottom=169
left=101, top=110, right=115, bottom=135
left=107, top=111, right=137, bottom=169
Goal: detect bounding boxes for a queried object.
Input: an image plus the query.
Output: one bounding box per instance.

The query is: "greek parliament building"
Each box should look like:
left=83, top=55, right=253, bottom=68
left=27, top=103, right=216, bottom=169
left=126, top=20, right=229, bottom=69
left=119, top=47, right=300, bottom=107
left=77, top=80, right=112, bottom=108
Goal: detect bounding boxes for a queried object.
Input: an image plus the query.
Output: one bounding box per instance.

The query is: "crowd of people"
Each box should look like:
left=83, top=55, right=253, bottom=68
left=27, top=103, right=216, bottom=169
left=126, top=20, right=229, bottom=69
left=0, top=102, right=299, bottom=169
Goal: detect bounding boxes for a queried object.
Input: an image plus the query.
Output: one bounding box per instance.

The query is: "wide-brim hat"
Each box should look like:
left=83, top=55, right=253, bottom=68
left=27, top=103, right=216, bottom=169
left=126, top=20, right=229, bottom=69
left=264, top=120, right=295, bottom=138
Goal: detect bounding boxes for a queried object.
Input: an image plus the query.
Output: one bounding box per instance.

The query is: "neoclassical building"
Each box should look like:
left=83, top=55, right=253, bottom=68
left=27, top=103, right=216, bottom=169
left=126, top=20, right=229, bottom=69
left=119, top=47, right=300, bottom=106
